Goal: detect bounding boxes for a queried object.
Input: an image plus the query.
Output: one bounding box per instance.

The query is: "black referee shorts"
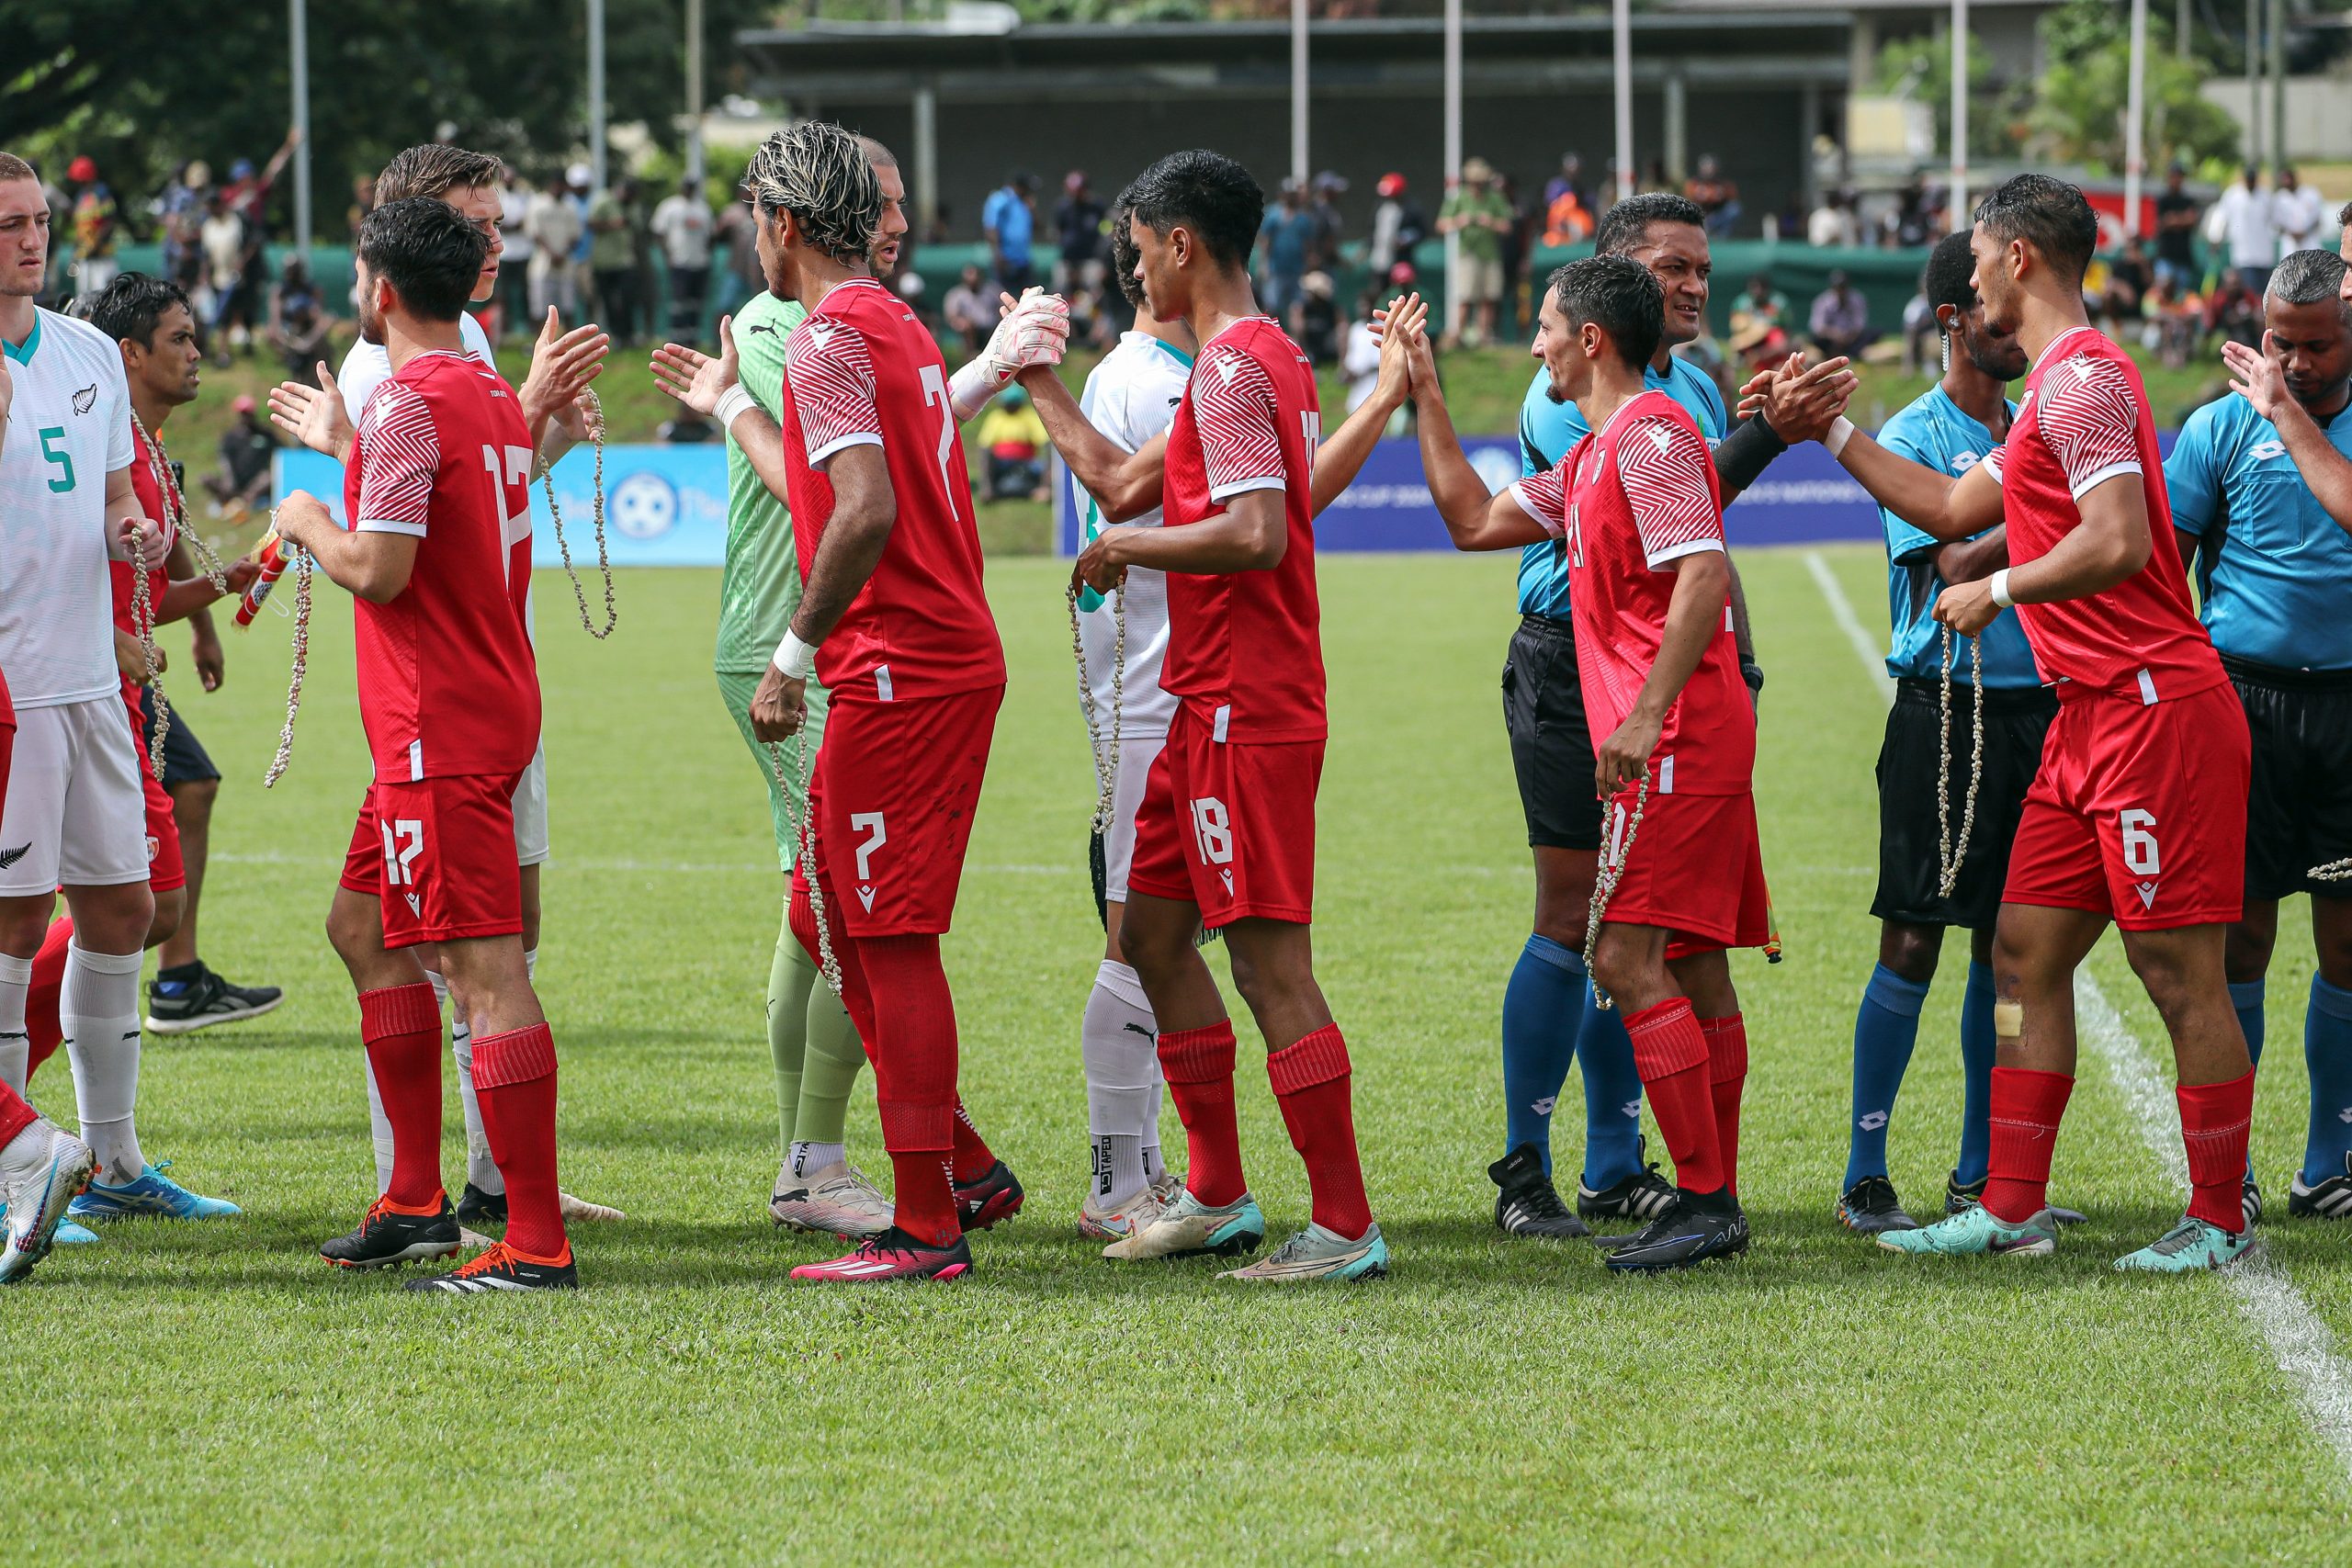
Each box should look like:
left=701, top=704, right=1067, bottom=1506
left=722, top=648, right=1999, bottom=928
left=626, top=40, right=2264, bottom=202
left=135, top=684, right=221, bottom=789
left=1502, top=614, right=1601, bottom=852
left=1871, top=676, right=2055, bottom=931
left=2229, top=654, right=2352, bottom=904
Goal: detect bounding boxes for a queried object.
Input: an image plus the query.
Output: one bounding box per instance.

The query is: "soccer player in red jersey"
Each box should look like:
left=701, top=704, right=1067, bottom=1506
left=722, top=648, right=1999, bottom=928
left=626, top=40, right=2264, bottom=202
left=1014, top=149, right=1388, bottom=1281
left=655, top=121, right=1021, bottom=1282
left=274, top=197, right=587, bottom=1293
left=1405, top=255, right=1768, bottom=1270
left=1828, top=175, right=2256, bottom=1271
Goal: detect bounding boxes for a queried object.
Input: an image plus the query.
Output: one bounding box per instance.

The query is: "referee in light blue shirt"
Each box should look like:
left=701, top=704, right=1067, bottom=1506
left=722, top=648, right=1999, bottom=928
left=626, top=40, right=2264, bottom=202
left=1486, top=192, right=1851, bottom=1239
left=1836, top=233, right=2067, bottom=1237
left=2167, top=246, right=2352, bottom=1215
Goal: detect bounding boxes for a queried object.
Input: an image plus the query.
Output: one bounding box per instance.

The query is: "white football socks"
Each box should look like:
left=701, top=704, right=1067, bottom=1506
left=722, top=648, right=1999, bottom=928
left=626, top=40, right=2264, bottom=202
left=62, top=944, right=145, bottom=1183
left=0, top=952, right=30, bottom=1093
left=1082, top=959, right=1161, bottom=1207
left=432, top=967, right=503, bottom=1197
left=789, top=1140, right=846, bottom=1181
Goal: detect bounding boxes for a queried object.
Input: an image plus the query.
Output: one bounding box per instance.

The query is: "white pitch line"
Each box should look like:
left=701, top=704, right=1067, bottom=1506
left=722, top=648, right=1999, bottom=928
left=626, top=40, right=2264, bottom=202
left=1809, top=549, right=2352, bottom=1480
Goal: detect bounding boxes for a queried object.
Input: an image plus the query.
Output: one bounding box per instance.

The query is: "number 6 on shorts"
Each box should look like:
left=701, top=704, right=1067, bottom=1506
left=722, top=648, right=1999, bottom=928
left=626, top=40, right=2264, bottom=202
left=2119, top=808, right=2160, bottom=878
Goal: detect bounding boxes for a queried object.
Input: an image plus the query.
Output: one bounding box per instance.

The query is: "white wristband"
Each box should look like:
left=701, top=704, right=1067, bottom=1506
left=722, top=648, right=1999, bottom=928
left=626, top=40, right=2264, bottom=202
left=1988, top=568, right=2016, bottom=609
left=772, top=630, right=819, bottom=679
left=714, top=384, right=757, bottom=432
left=1825, top=415, right=1856, bottom=458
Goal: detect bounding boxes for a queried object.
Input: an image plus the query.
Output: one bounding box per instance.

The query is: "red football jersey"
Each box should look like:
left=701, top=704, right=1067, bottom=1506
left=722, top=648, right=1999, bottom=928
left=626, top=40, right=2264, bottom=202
left=1159, top=317, right=1325, bottom=743
left=117, top=417, right=179, bottom=643
left=1512, top=389, right=1754, bottom=795
left=1984, top=326, right=2223, bottom=704
left=342, top=350, right=540, bottom=781
left=775, top=276, right=1004, bottom=703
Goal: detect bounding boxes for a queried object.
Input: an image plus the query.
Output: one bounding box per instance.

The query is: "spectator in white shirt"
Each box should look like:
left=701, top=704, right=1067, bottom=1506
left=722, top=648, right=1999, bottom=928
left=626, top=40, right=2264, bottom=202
left=1806, top=188, right=1859, bottom=250
left=498, top=169, right=536, bottom=334
left=525, top=177, right=583, bottom=320
left=650, top=175, right=715, bottom=341
left=2273, top=166, right=2326, bottom=262
left=2207, top=164, right=2278, bottom=292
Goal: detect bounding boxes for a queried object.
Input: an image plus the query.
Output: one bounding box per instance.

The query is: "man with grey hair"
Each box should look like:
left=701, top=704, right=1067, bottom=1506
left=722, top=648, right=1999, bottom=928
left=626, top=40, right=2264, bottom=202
left=2183, top=245, right=2352, bottom=1217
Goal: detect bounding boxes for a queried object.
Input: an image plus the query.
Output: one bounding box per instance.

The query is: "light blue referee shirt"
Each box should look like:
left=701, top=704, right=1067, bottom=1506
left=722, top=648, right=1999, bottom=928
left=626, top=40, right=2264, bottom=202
left=1876, top=386, right=2041, bottom=687
left=2166, top=389, right=2352, bottom=671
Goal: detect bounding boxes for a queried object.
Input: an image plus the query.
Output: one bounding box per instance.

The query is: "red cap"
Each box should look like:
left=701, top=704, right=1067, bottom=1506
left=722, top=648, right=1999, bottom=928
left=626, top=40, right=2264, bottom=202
left=1386, top=260, right=1417, bottom=287
left=68, top=156, right=97, bottom=182
left=1376, top=173, right=1406, bottom=198
left=232, top=394, right=256, bottom=414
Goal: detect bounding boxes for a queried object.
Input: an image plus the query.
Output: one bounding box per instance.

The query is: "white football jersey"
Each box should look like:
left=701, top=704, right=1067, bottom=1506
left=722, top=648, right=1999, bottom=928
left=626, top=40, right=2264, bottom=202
left=336, top=309, right=496, bottom=422
left=0, top=308, right=136, bottom=708
left=1074, top=330, right=1190, bottom=739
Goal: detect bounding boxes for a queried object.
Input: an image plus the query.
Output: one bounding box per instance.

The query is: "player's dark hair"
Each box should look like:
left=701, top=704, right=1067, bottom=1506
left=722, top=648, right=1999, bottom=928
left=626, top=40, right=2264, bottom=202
left=82, top=272, right=190, bottom=349
left=1973, top=174, right=2098, bottom=288
left=356, top=197, right=489, bottom=321
left=2340, top=198, right=2352, bottom=232
left=2271, top=247, right=2350, bottom=309
left=1107, top=198, right=1145, bottom=309
left=1123, top=150, right=1262, bottom=272
left=1549, top=254, right=1664, bottom=369
left=1594, top=192, right=1705, bottom=258
left=377, top=144, right=503, bottom=204
left=746, top=121, right=881, bottom=267
left=1921, top=230, right=1980, bottom=318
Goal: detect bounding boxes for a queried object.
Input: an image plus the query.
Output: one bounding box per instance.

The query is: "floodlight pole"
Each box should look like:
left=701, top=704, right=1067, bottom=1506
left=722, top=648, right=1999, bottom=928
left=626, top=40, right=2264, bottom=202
left=2268, top=0, right=2286, bottom=180
left=1950, top=0, right=1967, bottom=231
left=588, top=0, right=609, bottom=191
left=2245, top=0, right=2261, bottom=169
left=2124, top=0, right=2147, bottom=236
left=1612, top=0, right=1633, bottom=206
left=289, top=0, right=311, bottom=260
left=1443, top=0, right=1462, bottom=337
left=686, top=0, right=706, bottom=186
left=1291, top=0, right=1309, bottom=190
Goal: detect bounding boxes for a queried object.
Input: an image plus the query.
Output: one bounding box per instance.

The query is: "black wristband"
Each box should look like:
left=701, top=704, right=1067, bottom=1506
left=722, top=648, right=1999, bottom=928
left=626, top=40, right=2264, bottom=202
left=1712, top=415, right=1791, bottom=494
left=1740, top=660, right=1766, bottom=694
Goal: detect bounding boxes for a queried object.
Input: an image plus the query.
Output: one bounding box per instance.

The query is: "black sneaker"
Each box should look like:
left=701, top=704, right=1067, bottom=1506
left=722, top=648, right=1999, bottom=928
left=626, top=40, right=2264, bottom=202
left=455, top=1182, right=508, bottom=1226
left=1835, top=1175, right=1918, bottom=1235
left=1488, top=1144, right=1590, bottom=1239
left=321, top=1194, right=460, bottom=1269
left=404, top=1240, right=578, bottom=1293
left=2244, top=1174, right=2265, bottom=1228
left=954, top=1160, right=1025, bottom=1232
left=145, top=964, right=285, bottom=1036
left=1603, top=1190, right=1750, bottom=1273
left=1945, top=1169, right=2088, bottom=1226
left=1577, top=1135, right=1679, bottom=1224
left=2288, top=1154, right=2352, bottom=1219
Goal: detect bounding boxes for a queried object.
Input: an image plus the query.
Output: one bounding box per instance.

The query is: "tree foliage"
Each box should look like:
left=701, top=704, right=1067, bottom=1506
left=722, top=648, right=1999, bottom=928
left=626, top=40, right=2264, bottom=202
left=2028, top=0, right=2240, bottom=172
left=1871, top=32, right=2019, bottom=163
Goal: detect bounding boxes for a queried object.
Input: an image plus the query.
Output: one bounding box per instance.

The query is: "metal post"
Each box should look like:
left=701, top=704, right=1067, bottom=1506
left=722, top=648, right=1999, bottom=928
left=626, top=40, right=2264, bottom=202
left=1951, top=0, right=1968, bottom=231
left=289, top=0, right=311, bottom=259
left=1612, top=0, right=1633, bottom=205
left=913, top=82, right=938, bottom=236
left=1443, top=0, right=1461, bottom=335
left=2177, top=0, right=2190, bottom=59
left=2245, top=0, right=2261, bottom=168
left=2124, top=0, right=2147, bottom=236
left=2268, top=0, right=2287, bottom=177
left=1290, top=0, right=1309, bottom=190
left=685, top=0, right=706, bottom=186
left=1664, top=73, right=1687, bottom=188
left=587, top=0, right=608, bottom=191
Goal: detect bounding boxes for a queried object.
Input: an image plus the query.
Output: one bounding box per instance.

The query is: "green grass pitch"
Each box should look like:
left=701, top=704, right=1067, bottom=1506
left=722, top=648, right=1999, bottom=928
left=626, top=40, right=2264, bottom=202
left=8, top=548, right=2352, bottom=1563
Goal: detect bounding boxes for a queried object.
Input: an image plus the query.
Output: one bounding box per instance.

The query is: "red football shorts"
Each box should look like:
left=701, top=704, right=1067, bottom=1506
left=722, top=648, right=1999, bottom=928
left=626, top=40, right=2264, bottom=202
left=1127, top=704, right=1323, bottom=928
left=339, top=772, right=526, bottom=948
left=122, top=686, right=183, bottom=894
left=1596, top=785, right=1773, bottom=955
left=806, top=685, right=1001, bottom=937
left=2004, top=682, right=2247, bottom=931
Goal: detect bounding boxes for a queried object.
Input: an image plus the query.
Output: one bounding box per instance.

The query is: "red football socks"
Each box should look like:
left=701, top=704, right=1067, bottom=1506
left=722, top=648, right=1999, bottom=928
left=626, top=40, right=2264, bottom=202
left=1623, top=998, right=1724, bottom=1197
left=358, top=983, right=445, bottom=1209
left=1159, top=1020, right=1246, bottom=1206
left=1702, top=1013, right=1749, bottom=1197
left=470, top=1021, right=567, bottom=1259
left=2179, top=1068, right=2256, bottom=1232
left=22, top=915, right=70, bottom=1081
left=1267, top=1023, right=1373, bottom=1239
left=857, top=934, right=964, bottom=1247
left=950, top=1099, right=998, bottom=1185
left=1982, top=1066, right=2075, bottom=1224
left=0, top=1077, right=38, bottom=1152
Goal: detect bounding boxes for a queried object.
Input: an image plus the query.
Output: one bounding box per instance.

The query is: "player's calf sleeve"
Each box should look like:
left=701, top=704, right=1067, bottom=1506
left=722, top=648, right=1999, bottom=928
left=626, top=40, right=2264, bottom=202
left=470, top=1022, right=567, bottom=1259
left=2178, top=1068, right=2256, bottom=1231
left=450, top=1026, right=501, bottom=1197
left=1158, top=1019, right=1247, bottom=1207
left=1268, top=1024, right=1374, bottom=1240
left=1703, top=1013, right=1749, bottom=1199
left=1845, top=965, right=1929, bottom=1190
left=0, top=951, right=32, bottom=1093
left=1083, top=960, right=1158, bottom=1205
left=2230, top=979, right=2267, bottom=1068
left=1623, top=998, right=1724, bottom=1197
left=364, top=1053, right=396, bottom=1193
left=1955, top=963, right=1998, bottom=1188
left=795, top=953, right=865, bottom=1149
left=1501, top=934, right=1586, bottom=1173
left=769, top=904, right=812, bottom=1153
left=525, top=947, right=537, bottom=983
left=22, top=916, right=70, bottom=1081
left=0, top=1078, right=38, bottom=1154
left=359, top=983, right=445, bottom=1209
left=1980, top=1066, right=2073, bottom=1224
left=61, top=944, right=145, bottom=1182
left=1574, top=1001, right=1645, bottom=1191
left=2302, top=977, right=2352, bottom=1184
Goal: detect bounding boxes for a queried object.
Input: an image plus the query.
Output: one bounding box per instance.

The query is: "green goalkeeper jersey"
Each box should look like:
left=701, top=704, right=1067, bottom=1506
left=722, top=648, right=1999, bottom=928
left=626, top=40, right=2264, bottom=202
left=714, top=288, right=818, bottom=680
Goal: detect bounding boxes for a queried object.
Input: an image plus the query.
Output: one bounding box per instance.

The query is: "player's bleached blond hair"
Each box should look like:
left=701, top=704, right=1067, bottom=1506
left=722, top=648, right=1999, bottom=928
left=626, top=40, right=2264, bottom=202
left=0, top=152, right=35, bottom=185
left=746, top=121, right=881, bottom=267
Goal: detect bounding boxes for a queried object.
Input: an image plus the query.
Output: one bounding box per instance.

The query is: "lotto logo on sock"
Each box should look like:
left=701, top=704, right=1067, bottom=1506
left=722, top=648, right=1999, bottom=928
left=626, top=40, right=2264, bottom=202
left=1620, top=1100, right=1642, bottom=1122
left=2338, top=1107, right=2352, bottom=1125
left=1531, top=1097, right=1557, bottom=1117
left=1859, top=1111, right=1889, bottom=1132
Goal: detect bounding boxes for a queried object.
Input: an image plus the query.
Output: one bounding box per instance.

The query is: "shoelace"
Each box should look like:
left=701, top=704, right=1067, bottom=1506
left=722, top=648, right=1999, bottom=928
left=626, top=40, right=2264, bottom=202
left=1517, top=1181, right=1573, bottom=1223
left=447, top=1241, right=518, bottom=1280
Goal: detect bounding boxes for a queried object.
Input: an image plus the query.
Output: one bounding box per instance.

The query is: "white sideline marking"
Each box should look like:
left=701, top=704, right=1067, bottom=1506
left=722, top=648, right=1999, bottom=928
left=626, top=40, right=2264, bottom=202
left=1808, top=550, right=2352, bottom=1479
left=214, top=851, right=1528, bottom=881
